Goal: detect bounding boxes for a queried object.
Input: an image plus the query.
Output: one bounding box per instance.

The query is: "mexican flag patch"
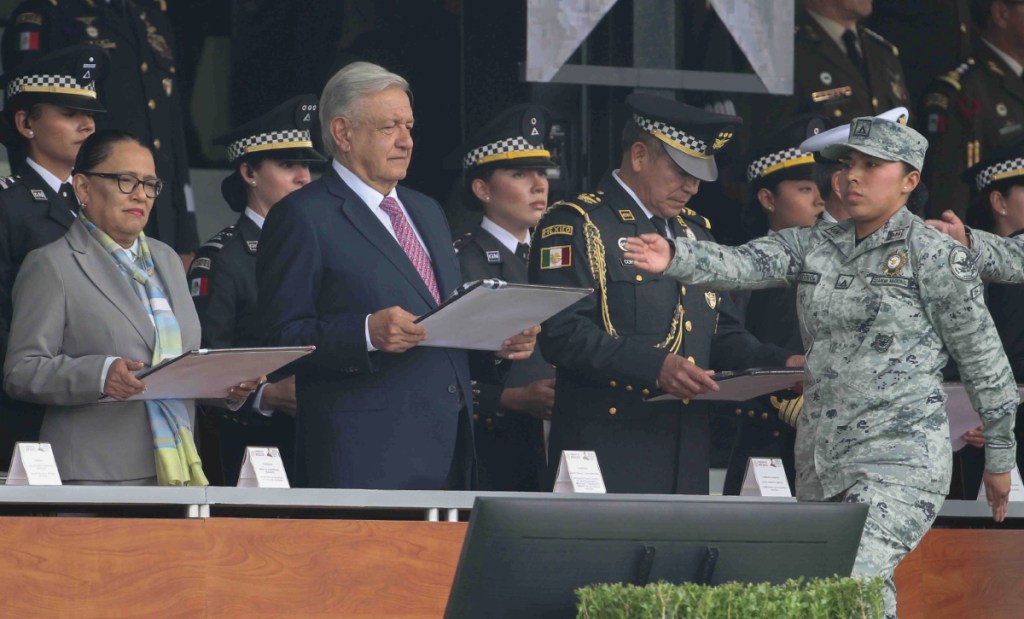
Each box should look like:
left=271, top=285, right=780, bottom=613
left=540, top=245, right=571, bottom=269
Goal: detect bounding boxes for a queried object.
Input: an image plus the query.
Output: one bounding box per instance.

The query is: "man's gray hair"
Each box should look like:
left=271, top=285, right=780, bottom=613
left=319, top=61, right=411, bottom=158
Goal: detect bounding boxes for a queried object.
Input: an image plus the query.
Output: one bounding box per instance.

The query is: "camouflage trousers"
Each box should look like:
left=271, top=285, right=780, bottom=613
left=828, top=480, right=944, bottom=619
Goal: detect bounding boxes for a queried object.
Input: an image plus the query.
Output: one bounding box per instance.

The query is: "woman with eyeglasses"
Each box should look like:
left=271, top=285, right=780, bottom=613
left=3, top=130, right=259, bottom=485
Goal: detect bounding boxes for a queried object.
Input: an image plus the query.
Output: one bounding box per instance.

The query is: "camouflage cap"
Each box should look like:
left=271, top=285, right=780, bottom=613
left=821, top=116, right=927, bottom=172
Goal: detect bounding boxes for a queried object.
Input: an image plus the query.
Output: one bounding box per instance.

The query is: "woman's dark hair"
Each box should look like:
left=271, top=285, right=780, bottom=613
left=461, top=165, right=499, bottom=212
left=966, top=178, right=1024, bottom=232
left=742, top=175, right=784, bottom=239
left=0, top=103, right=45, bottom=147
left=74, top=129, right=147, bottom=173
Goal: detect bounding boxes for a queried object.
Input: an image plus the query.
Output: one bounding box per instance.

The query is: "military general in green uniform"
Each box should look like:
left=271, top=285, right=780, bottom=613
left=757, top=0, right=910, bottom=130
left=529, top=94, right=795, bottom=495
left=920, top=0, right=1024, bottom=219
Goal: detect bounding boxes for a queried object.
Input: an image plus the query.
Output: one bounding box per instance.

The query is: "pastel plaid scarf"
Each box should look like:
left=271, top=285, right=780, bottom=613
left=82, top=214, right=208, bottom=486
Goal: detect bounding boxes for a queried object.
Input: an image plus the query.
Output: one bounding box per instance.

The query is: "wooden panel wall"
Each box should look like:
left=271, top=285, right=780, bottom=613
left=0, top=518, right=1021, bottom=618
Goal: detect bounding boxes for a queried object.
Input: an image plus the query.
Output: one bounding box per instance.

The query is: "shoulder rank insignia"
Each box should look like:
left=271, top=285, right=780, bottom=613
left=987, top=59, right=1005, bottom=77
left=577, top=192, right=602, bottom=205
left=201, top=225, right=237, bottom=251
left=862, top=27, right=898, bottom=57
left=678, top=207, right=711, bottom=230
left=935, top=59, right=974, bottom=92
left=453, top=231, right=473, bottom=253
left=0, top=175, right=19, bottom=191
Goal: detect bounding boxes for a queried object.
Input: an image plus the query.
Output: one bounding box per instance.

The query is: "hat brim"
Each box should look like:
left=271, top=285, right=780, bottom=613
left=237, top=146, right=325, bottom=163
left=472, top=155, right=557, bottom=171
left=220, top=171, right=248, bottom=213
left=7, top=92, right=106, bottom=114
left=820, top=143, right=913, bottom=168
left=663, top=142, right=718, bottom=182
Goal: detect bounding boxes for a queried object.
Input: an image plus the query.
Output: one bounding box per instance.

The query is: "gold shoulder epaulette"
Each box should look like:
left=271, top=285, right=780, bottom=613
left=862, top=27, right=898, bottom=57
left=679, top=207, right=711, bottom=230
left=546, top=191, right=603, bottom=217
left=934, top=59, right=974, bottom=92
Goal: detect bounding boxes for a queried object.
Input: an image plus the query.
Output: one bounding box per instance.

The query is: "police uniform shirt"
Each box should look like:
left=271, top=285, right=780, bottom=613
left=756, top=6, right=910, bottom=130
left=1, top=0, right=199, bottom=253
left=664, top=207, right=1019, bottom=500
left=921, top=42, right=1024, bottom=219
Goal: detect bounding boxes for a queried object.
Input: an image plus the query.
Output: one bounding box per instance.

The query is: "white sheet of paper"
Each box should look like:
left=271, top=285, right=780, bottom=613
left=945, top=384, right=1024, bottom=451
left=977, top=465, right=1024, bottom=503
left=739, top=457, right=791, bottom=497
left=417, top=281, right=591, bottom=350
left=237, top=446, right=290, bottom=488
left=647, top=369, right=803, bottom=402
left=552, top=450, right=606, bottom=494
left=99, top=346, right=313, bottom=402
left=6, top=442, right=61, bottom=485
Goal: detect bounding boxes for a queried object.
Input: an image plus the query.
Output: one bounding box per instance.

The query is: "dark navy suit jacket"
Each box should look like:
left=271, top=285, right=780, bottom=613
left=256, top=167, right=475, bottom=489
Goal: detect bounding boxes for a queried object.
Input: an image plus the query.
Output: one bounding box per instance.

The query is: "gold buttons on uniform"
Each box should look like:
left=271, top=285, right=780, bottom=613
left=748, top=410, right=756, bottom=418
left=148, top=99, right=156, bottom=110
left=735, top=408, right=742, bottom=416
left=609, top=407, right=617, bottom=415
left=609, top=380, right=617, bottom=388
left=635, top=274, right=643, bottom=282
left=871, top=97, right=878, bottom=108
left=833, top=109, right=842, bottom=118
left=625, top=385, right=633, bottom=392
left=682, top=399, right=690, bottom=405
left=680, top=286, right=686, bottom=295
left=641, top=388, right=650, bottom=397
left=684, top=320, right=692, bottom=332
left=762, top=412, right=769, bottom=420
left=140, top=62, right=148, bottom=72
left=153, top=138, right=162, bottom=149
left=960, top=23, right=967, bottom=33
left=772, top=430, right=781, bottom=437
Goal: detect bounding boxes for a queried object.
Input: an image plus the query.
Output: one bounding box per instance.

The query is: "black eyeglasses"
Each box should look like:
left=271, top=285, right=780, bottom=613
left=82, top=172, right=164, bottom=198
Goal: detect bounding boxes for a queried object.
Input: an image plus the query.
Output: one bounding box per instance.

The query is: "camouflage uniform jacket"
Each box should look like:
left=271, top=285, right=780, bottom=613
left=664, top=207, right=1019, bottom=500
left=973, top=228, right=1024, bottom=283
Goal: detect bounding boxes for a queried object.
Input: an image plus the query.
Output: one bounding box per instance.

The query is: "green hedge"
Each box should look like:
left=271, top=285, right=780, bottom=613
left=576, top=577, right=885, bottom=619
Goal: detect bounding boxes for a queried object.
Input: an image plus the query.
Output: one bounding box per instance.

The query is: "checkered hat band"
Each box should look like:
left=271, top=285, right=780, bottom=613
left=463, top=136, right=547, bottom=168
left=7, top=74, right=97, bottom=99
left=227, top=129, right=312, bottom=161
left=977, top=157, right=1024, bottom=191
left=634, top=113, right=709, bottom=159
left=747, top=148, right=815, bottom=181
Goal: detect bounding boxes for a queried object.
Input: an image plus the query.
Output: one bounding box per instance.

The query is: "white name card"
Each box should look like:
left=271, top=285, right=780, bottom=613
left=6, top=442, right=62, bottom=485
left=977, top=465, right=1024, bottom=503
left=237, top=446, right=290, bottom=488
left=739, top=457, right=792, bottom=497
left=552, top=450, right=606, bottom=494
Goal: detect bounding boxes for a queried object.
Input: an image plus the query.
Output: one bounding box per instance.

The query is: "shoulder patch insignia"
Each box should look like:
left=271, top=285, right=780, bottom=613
left=15, top=12, right=42, bottom=26
left=835, top=274, right=854, bottom=289
left=189, top=257, right=212, bottom=272
left=948, top=246, right=978, bottom=281
left=617, top=209, right=635, bottom=222
left=246, top=240, right=258, bottom=253
left=540, top=245, right=571, bottom=269
left=190, top=277, right=209, bottom=298
left=541, top=224, right=573, bottom=238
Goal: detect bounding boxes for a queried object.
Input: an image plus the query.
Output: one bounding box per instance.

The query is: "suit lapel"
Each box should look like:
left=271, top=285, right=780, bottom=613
left=68, top=221, right=155, bottom=348
left=325, top=172, right=439, bottom=307
left=19, top=166, right=77, bottom=229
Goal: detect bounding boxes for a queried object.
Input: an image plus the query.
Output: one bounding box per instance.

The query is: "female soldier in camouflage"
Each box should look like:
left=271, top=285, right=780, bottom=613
left=624, top=116, right=1018, bottom=619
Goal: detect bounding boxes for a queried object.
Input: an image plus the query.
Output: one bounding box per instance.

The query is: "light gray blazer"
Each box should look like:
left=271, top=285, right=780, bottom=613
left=4, top=219, right=200, bottom=482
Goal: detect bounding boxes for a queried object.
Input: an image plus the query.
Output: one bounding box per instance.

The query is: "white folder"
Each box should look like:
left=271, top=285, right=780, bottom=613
left=416, top=279, right=592, bottom=350
left=99, top=346, right=314, bottom=402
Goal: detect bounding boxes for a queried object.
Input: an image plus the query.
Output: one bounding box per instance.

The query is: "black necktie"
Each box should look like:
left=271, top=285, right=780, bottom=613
left=841, top=29, right=868, bottom=84
left=516, top=242, right=530, bottom=263
left=58, top=182, right=78, bottom=212
left=650, top=216, right=669, bottom=239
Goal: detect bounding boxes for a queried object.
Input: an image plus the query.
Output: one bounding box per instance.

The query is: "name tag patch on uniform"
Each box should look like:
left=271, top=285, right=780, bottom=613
left=796, top=271, right=820, bottom=284
left=541, top=224, right=573, bottom=238
left=884, top=228, right=909, bottom=243
left=835, top=274, right=854, bottom=289
left=30, top=189, right=46, bottom=201
left=948, top=246, right=978, bottom=281
left=486, top=250, right=501, bottom=263
left=540, top=246, right=571, bottom=269
left=190, top=277, right=209, bottom=297
left=190, top=257, right=212, bottom=271
left=869, top=275, right=916, bottom=288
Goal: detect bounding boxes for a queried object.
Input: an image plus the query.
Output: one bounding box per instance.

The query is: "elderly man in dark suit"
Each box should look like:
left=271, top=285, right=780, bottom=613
left=256, top=61, right=537, bottom=490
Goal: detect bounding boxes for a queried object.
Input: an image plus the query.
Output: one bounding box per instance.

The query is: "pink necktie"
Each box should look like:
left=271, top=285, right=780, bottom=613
left=379, top=196, right=440, bottom=304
